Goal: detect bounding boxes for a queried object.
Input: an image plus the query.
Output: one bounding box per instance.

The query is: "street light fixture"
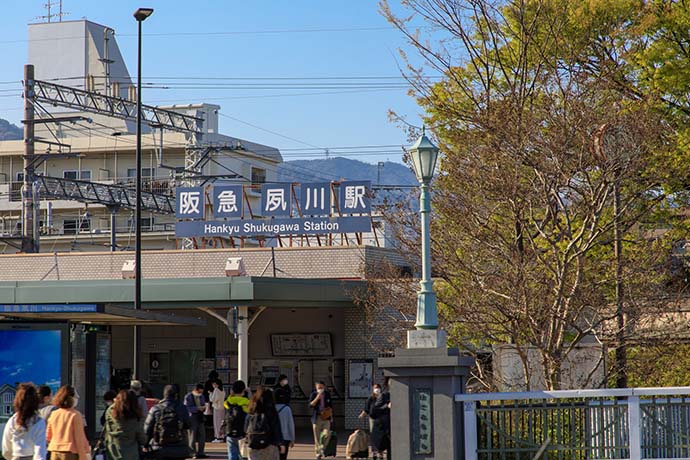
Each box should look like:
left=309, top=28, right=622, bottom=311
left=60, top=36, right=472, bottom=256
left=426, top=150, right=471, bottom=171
left=408, top=127, right=440, bottom=331
left=133, top=6, right=153, bottom=380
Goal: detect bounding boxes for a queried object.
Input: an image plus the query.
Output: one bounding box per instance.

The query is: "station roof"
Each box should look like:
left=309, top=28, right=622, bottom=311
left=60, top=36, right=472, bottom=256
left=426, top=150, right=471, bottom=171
left=0, top=276, right=364, bottom=324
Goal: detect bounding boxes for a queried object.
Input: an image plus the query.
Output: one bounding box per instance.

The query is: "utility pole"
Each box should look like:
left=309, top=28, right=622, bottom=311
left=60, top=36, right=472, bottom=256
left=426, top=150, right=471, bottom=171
left=614, top=175, right=627, bottom=388
left=22, top=64, right=37, bottom=253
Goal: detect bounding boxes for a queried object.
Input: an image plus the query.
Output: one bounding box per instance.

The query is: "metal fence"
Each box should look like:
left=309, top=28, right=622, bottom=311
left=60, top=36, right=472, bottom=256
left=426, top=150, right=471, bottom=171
left=457, top=387, right=690, bottom=460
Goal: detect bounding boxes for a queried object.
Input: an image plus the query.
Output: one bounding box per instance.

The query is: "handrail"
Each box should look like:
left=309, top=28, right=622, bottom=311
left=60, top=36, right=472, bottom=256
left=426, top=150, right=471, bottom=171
left=455, top=386, right=690, bottom=402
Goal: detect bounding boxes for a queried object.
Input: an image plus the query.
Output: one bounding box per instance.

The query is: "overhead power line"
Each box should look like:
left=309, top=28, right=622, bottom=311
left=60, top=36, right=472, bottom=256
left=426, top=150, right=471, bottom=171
left=0, top=25, right=411, bottom=45
left=218, top=112, right=321, bottom=149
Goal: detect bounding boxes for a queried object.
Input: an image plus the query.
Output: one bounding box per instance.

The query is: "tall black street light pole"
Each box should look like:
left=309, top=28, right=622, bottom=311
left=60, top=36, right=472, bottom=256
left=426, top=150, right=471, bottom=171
left=133, top=7, right=153, bottom=380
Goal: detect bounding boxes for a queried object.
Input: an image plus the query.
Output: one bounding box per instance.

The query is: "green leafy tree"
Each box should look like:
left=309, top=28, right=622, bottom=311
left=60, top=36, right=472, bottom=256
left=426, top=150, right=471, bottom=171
left=380, top=0, right=677, bottom=390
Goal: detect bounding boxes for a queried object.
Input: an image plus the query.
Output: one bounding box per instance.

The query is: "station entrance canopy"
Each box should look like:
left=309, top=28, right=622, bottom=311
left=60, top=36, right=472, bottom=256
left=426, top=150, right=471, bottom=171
left=0, top=276, right=362, bottom=324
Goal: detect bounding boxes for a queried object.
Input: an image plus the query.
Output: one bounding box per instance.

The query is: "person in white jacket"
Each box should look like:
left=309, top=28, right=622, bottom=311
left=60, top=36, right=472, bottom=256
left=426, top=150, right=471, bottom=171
left=2, top=383, right=47, bottom=460
left=208, top=380, right=226, bottom=442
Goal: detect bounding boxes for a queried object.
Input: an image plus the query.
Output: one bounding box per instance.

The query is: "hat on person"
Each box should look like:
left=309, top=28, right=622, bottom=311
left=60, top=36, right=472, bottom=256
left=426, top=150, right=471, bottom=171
left=130, top=380, right=143, bottom=391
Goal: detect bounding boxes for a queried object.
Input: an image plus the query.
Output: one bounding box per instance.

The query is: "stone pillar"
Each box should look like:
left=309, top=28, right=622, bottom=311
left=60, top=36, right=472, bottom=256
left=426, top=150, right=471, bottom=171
left=379, top=337, right=473, bottom=460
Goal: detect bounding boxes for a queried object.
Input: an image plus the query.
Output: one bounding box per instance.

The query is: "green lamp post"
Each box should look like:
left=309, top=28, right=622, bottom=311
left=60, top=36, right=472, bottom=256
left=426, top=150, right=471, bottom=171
left=409, top=128, right=440, bottom=331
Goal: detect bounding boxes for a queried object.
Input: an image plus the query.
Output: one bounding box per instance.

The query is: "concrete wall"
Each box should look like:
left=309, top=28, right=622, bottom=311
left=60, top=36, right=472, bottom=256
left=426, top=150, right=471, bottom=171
left=0, top=246, right=406, bottom=281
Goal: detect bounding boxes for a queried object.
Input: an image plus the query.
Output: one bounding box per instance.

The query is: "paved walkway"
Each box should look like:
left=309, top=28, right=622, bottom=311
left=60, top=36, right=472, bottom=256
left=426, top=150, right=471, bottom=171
left=200, top=439, right=349, bottom=459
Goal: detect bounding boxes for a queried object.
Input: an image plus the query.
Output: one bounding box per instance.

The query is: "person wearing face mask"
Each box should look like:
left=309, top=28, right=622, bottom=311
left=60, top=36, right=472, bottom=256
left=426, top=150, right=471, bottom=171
left=358, top=384, right=381, bottom=433
left=273, top=376, right=294, bottom=460
left=308, top=381, right=332, bottom=459
left=45, top=385, right=90, bottom=460
left=368, top=384, right=391, bottom=460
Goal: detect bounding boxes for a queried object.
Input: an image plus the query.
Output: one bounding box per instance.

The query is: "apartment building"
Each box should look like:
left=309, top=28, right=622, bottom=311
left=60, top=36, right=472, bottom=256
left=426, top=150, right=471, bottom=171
left=0, top=19, right=282, bottom=252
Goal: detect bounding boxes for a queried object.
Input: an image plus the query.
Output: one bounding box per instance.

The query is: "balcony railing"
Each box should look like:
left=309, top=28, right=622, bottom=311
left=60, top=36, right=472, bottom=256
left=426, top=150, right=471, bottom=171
left=6, top=176, right=176, bottom=202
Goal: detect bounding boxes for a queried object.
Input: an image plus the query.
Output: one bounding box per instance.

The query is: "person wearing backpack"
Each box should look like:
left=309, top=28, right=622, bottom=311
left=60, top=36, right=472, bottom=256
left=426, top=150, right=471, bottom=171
left=144, top=384, right=191, bottom=460
left=273, top=379, right=294, bottom=460
left=244, top=387, right=282, bottom=460
left=223, top=380, right=249, bottom=460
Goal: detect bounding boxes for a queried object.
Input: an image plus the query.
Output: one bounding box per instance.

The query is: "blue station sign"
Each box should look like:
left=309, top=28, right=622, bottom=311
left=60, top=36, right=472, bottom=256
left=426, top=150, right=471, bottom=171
left=176, top=216, right=372, bottom=238
left=176, top=181, right=373, bottom=238
left=0, top=304, right=98, bottom=313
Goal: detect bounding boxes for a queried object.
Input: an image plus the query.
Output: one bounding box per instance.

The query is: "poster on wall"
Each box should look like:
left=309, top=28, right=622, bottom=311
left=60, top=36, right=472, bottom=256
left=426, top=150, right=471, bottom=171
left=149, top=352, right=170, bottom=385
left=271, top=333, right=333, bottom=356
left=0, top=323, right=68, bottom=432
left=198, top=359, right=216, bottom=383
left=348, top=360, right=373, bottom=398
left=94, top=333, right=111, bottom=431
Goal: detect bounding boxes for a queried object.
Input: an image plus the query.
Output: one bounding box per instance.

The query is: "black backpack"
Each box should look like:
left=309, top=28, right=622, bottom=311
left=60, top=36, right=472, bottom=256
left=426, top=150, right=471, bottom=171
left=246, top=413, right=272, bottom=450
left=224, top=403, right=247, bottom=438
left=155, top=405, right=183, bottom=446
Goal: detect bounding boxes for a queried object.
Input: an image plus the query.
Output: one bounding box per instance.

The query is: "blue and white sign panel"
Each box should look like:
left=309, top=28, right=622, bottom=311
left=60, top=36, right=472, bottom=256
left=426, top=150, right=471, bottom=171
left=176, top=187, right=204, bottom=219
left=212, top=185, right=243, bottom=219
left=261, top=184, right=292, bottom=217
left=175, top=216, right=371, bottom=238
left=0, top=304, right=98, bottom=313
left=175, top=181, right=373, bottom=238
left=300, top=183, right=330, bottom=216
left=339, top=181, right=371, bottom=214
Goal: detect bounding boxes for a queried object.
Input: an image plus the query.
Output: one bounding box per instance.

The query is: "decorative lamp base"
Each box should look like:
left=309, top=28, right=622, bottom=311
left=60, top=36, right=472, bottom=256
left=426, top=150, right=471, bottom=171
left=407, top=329, right=447, bottom=349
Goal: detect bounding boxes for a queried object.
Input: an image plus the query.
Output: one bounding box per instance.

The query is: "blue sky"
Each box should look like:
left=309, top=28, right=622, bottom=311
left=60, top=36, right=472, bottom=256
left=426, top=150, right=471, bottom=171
left=0, top=330, right=62, bottom=389
left=0, top=1, right=429, bottom=165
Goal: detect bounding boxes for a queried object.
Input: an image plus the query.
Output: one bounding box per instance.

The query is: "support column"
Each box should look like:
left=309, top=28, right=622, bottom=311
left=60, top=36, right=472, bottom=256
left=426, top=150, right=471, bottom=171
left=22, top=64, right=37, bottom=253
left=379, top=348, right=473, bottom=459
left=237, top=306, right=249, bottom=382
left=107, top=205, right=118, bottom=252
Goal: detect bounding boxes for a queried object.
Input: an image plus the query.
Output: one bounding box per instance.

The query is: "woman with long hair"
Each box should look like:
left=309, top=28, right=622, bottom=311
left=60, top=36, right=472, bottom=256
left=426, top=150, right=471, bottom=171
left=103, top=390, right=146, bottom=460
left=244, top=387, right=283, bottom=460
left=46, top=385, right=90, bottom=460
left=1, top=383, right=47, bottom=460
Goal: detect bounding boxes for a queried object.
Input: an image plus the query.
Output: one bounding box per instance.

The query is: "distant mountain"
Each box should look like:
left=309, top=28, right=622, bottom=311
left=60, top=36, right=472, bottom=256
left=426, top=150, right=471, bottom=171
left=0, top=118, right=22, bottom=140
left=277, top=157, right=417, bottom=185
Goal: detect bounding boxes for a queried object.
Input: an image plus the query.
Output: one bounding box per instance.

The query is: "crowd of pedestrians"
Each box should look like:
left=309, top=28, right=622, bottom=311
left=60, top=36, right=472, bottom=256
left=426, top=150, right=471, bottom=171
left=2, top=376, right=391, bottom=460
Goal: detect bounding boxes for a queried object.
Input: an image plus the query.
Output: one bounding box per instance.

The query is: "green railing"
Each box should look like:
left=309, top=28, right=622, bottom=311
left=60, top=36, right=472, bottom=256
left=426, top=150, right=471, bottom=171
left=457, top=387, right=690, bottom=460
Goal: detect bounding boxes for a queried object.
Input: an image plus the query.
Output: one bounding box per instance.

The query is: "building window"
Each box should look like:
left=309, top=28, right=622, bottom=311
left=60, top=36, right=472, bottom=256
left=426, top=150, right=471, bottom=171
left=3, top=392, right=13, bottom=403
left=127, top=217, right=154, bottom=231
left=63, top=218, right=91, bottom=235
left=63, top=170, right=92, bottom=180
left=127, top=168, right=155, bottom=178
left=251, top=167, right=266, bottom=184
left=16, top=172, right=24, bottom=182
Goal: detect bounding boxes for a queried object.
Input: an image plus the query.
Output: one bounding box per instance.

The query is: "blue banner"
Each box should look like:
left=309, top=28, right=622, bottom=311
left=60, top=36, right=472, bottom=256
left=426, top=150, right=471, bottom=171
left=339, top=181, right=371, bottom=214
left=0, top=304, right=98, bottom=313
left=176, top=187, right=204, bottom=219
left=212, top=185, right=243, bottom=218
left=175, top=216, right=372, bottom=238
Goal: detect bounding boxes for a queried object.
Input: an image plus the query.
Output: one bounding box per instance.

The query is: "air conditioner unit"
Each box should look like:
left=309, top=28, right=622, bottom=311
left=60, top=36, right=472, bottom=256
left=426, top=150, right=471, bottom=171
left=122, top=260, right=136, bottom=279
left=225, top=257, right=247, bottom=277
